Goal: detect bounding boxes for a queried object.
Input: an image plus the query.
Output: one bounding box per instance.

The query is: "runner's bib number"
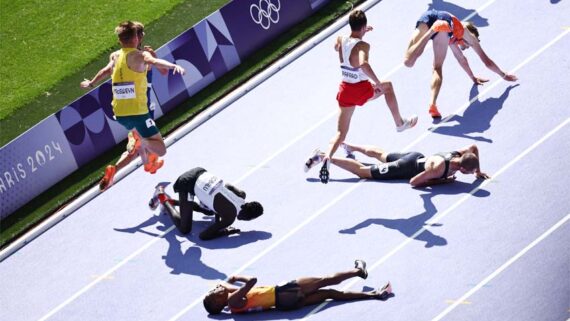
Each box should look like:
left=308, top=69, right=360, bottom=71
left=112, top=82, right=136, bottom=100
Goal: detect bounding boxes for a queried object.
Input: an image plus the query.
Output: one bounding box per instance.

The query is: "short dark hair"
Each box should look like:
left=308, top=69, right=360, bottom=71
left=203, top=295, right=224, bottom=315
left=460, top=153, right=479, bottom=172
left=465, top=22, right=479, bottom=40
left=237, top=201, right=264, bottom=221
left=349, top=10, right=367, bottom=31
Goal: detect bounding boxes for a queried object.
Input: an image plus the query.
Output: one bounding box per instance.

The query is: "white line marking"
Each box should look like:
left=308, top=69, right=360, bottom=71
left=37, top=224, right=175, bottom=321
left=42, top=3, right=569, bottom=320
left=432, top=213, right=570, bottom=321
left=169, top=1, right=570, bottom=319
left=301, top=118, right=570, bottom=320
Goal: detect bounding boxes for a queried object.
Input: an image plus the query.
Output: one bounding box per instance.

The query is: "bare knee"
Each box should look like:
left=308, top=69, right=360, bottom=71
left=404, top=58, right=415, bottom=68
left=380, top=81, right=393, bottom=94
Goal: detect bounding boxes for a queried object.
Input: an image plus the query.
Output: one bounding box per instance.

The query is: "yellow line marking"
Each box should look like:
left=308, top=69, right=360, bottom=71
left=90, top=274, right=114, bottom=280
left=445, top=299, right=472, bottom=305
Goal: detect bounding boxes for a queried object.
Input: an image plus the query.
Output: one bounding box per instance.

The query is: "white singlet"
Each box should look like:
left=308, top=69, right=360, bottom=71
left=193, top=172, right=245, bottom=213
left=339, top=36, right=369, bottom=83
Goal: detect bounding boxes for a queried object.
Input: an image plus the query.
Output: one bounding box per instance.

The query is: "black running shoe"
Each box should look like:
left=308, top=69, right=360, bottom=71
left=319, top=160, right=330, bottom=184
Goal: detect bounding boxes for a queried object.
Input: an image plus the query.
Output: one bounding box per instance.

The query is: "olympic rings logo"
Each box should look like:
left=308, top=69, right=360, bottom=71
left=250, top=0, right=281, bottom=30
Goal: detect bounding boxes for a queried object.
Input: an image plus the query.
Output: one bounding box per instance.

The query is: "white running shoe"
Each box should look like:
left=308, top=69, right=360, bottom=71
left=304, top=148, right=324, bottom=172
left=396, top=115, right=418, bottom=132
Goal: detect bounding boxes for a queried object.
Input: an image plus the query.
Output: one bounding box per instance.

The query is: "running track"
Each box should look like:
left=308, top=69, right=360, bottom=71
left=1, top=0, right=569, bottom=320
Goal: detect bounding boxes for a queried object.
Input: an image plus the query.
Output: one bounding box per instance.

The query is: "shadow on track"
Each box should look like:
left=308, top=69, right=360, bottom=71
left=428, top=0, right=489, bottom=27
left=431, top=84, right=519, bottom=142
left=338, top=180, right=490, bottom=248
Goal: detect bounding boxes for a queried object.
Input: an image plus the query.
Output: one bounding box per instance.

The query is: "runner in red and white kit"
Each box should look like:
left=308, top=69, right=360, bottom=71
left=313, top=9, right=417, bottom=184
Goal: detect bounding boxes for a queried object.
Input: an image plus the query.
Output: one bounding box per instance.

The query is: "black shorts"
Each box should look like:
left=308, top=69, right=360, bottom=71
left=370, top=152, right=425, bottom=180
left=173, top=167, right=206, bottom=195
left=275, top=281, right=304, bottom=311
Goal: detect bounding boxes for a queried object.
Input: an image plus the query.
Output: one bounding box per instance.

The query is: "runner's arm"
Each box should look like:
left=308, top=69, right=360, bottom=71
left=227, top=276, right=258, bottom=308
left=356, top=43, right=381, bottom=85
left=80, top=52, right=116, bottom=88
left=142, top=51, right=186, bottom=75
left=467, top=32, right=517, bottom=81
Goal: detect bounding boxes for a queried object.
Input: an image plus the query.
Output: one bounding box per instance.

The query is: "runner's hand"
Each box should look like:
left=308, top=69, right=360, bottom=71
left=80, top=79, right=92, bottom=89
left=503, top=73, right=518, bottom=81
left=476, top=171, right=490, bottom=179
left=472, top=76, right=489, bottom=85
left=172, top=65, right=186, bottom=75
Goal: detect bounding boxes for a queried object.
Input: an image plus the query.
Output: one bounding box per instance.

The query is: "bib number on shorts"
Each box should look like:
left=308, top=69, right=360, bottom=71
left=145, top=118, right=155, bottom=128
left=112, top=82, right=136, bottom=100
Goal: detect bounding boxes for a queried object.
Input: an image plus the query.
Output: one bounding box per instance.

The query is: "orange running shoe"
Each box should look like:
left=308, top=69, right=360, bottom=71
left=126, top=131, right=141, bottom=156
left=99, top=165, right=117, bottom=191
left=429, top=104, right=442, bottom=118
left=144, top=153, right=164, bottom=174
left=432, top=20, right=451, bottom=33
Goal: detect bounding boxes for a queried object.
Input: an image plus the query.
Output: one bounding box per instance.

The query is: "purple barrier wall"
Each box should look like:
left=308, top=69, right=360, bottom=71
left=0, top=0, right=332, bottom=218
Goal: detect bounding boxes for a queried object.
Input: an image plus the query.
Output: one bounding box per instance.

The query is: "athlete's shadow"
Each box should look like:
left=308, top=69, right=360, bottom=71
left=551, top=0, right=562, bottom=4
left=207, top=286, right=393, bottom=320
left=428, top=0, right=489, bottom=27
left=431, top=84, right=519, bottom=143
left=113, top=211, right=170, bottom=237
left=306, top=177, right=361, bottom=183
left=162, top=228, right=227, bottom=280
left=339, top=180, right=490, bottom=248
left=191, top=218, right=273, bottom=250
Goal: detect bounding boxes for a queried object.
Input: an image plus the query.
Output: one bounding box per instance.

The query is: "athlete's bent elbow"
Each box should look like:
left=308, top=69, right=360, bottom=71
left=404, top=58, right=415, bottom=68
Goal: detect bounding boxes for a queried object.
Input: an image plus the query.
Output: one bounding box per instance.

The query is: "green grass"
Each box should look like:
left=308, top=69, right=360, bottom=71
left=0, top=0, right=197, bottom=120
left=0, top=0, right=228, bottom=141
left=0, top=0, right=364, bottom=248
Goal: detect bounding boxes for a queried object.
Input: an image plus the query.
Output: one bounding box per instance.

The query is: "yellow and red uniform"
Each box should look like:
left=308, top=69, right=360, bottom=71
left=230, top=286, right=276, bottom=314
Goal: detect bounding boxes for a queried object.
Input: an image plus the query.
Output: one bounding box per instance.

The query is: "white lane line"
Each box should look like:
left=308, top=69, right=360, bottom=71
left=37, top=224, right=175, bottom=321
left=172, top=0, right=570, bottom=319
left=35, top=117, right=336, bottom=321
left=301, top=118, right=570, bottom=320
left=432, top=213, right=570, bottom=321
left=408, top=27, right=570, bottom=149
left=45, top=1, right=563, bottom=319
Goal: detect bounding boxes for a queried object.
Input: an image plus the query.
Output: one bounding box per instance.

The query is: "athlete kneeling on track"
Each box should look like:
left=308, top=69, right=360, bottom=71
left=150, top=167, right=263, bottom=240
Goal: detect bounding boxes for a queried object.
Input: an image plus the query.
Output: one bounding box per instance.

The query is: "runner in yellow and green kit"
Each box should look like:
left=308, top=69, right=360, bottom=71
left=81, top=21, right=185, bottom=190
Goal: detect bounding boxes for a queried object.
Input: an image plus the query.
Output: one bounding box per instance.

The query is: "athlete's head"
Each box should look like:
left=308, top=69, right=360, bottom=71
left=132, top=21, right=145, bottom=50
left=349, top=10, right=367, bottom=32
left=115, top=21, right=139, bottom=46
left=203, top=284, right=228, bottom=315
left=459, top=152, right=479, bottom=174
left=459, top=22, right=479, bottom=50
left=237, top=201, right=264, bottom=221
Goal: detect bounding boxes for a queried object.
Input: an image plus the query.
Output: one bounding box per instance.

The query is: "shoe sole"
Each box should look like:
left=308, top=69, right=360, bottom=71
left=319, top=160, right=329, bottom=184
